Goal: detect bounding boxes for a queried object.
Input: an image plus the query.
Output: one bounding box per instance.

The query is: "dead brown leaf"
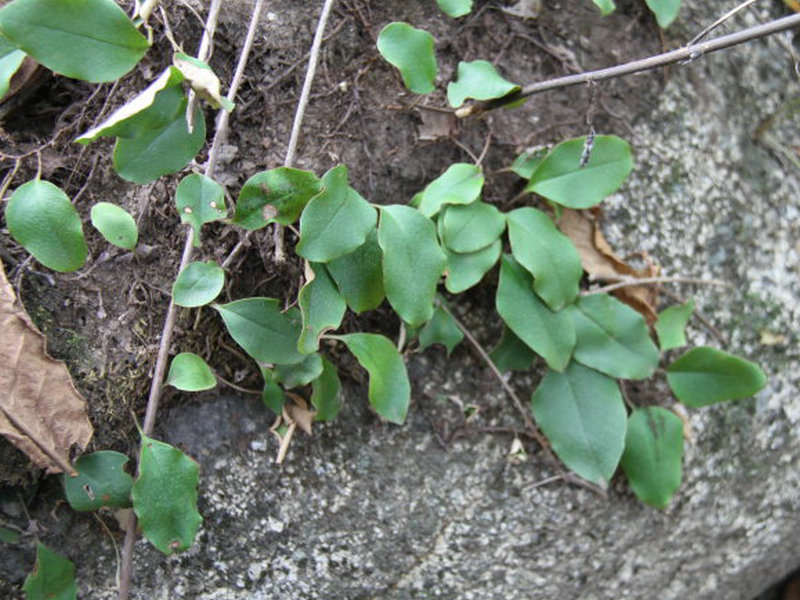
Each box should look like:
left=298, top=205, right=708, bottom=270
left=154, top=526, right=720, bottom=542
left=0, top=259, right=92, bottom=474
left=557, top=208, right=660, bottom=323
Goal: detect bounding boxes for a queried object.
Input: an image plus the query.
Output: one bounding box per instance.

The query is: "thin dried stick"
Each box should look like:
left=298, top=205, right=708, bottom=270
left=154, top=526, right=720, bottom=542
left=688, top=0, right=759, bottom=45
left=583, top=275, right=730, bottom=296
left=118, top=0, right=257, bottom=596
left=462, top=12, right=800, bottom=116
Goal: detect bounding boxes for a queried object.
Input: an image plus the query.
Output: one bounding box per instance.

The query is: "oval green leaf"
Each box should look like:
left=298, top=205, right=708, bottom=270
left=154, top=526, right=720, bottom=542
left=621, top=407, right=683, bottom=508
left=0, top=0, right=148, bottom=83
left=569, top=293, right=660, bottom=380
left=489, top=326, right=536, bottom=373
left=418, top=303, right=464, bottom=355
left=132, top=434, right=202, bottom=555
left=645, top=0, right=680, bottom=28
left=90, top=202, right=138, bottom=250
left=591, top=0, right=616, bottom=15
left=440, top=201, right=506, bottom=253
left=531, top=361, right=627, bottom=485
left=437, top=0, right=473, bottom=17
left=233, top=167, right=322, bottom=229
left=113, top=96, right=206, bottom=184
left=526, top=135, right=633, bottom=209
left=510, top=147, right=547, bottom=179
left=327, top=229, right=385, bottom=314
left=77, top=67, right=185, bottom=143
left=274, top=352, right=323, bottom=389
left=22, top=544, right=77, bottom=600
left=666, top=346, right=767, bottom=408
left=378, top=204, right=447, bottom=328
left=296, top=165, right=377, bottom=262
left=376, top=22, right=437, bottom=94
left=261, top=368, right=285, bottom=413
left=496, top=254, right=575, bottom=372
left=655, top=298, right=694, bottom=351
left=419, top=163, right=484, bottom=218
left=298, top=264, right=346, bottom=354
left=63, top=450, right=133, bottom=512
left=311, top=356, right=342, bottom=421
left=5, top=179, right=87, bottom=272
left=214, top=298, right=304, bottom=365
left=443, top=240, right=501, bottom=294
left=507, top=207, right=582, bottom=311
left=167, top=352, right=216, bottom=391
left=0, top=36, right=26, bottom=99
left=337, top=333, right=410, bottom=424
left=447, top=60, right=520, bottom=108
left=172, top=261, right=224, bottom=307
left=174, top=173, right=227, bottom=247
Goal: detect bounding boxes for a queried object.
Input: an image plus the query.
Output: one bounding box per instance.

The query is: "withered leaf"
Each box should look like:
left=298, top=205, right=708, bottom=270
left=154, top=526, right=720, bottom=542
left=0, top=258, right=92, bottom=474
left=558, top=208, right=660, bottom=323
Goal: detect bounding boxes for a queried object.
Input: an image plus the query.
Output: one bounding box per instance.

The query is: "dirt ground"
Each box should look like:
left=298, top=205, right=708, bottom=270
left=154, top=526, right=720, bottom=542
left=0, top=0, right=771, bottom=596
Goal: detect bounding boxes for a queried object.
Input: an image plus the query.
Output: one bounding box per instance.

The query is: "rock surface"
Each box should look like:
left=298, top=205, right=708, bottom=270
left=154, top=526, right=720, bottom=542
left=3, top=0, right=800, bottom=599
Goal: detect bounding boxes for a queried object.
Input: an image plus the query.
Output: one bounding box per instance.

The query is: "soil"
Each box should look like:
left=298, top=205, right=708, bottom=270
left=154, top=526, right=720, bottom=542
left=0, top=0, right=765, bottom=597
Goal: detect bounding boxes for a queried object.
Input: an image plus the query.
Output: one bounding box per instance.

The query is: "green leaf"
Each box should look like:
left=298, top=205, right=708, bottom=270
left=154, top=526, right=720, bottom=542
left=174, top=173, right=227, bottom=247
left=173, top=52, right=234, bottom=111
left=418, top=303, right=463, bottom=355
left=510, top=148, right=547, bottom=179
left=447, top=60, right=520, bottom=108
left=531, top=362, right=627, bottom=485
left=489, top=326, right=536, bottom=373
left=311, top=356, right=342, bottom=421
left=214, top=298, right=304, bottom=365
left=233, top=167, right=322, bottom=230
left=296, top=165, right=377, bottom=262
left=0, top=35, right=26, bottom=99
left=0, top=526, right=20, bottom=544
left=298, top=263, right=346, bottom=354
left=132, top=434, right=202, bottom=555
left=0, top=0, right=148, bottom=83
left=5, top=179, right=87, bottom=272
left=90, top=202, right=138, bottom=250
left=22, top=544, right=77, bottom=600
left=645, top=0, right=680, bottom=28
left=507, top=207, right=582, bottom=311
left=621, top=407, right=683, bottom=508
left=327, top=229, right=385, bottom=314
left=591, top=0, right=616, bottom=15
left=167, top=352, right=216, bottom=391
left=440, top=201, right=506, bottom=253
left=419, top=163, right=484, bottom=218
left=336, top=333, right=410, bottom=424
left=376, top=22, right=437, bottom=94
left=496, top=255, right=575, bottom=372
left=62, top=451, right=133, bottom=512
left=525, top=135, right=633, bottom=209
left=437, top=0, right=473, bottom=17
left=172, top=261, right=224, bottom=307
left=666, top=347, right=767, bottom=408
left=378, top=204, right=447, bottom=328
left=568, top=294, right=659, bottom=380
left=113, top=96, right=206, bottom=184
left=274, top=352, right=323, bottom=389
left=443, top=240, right=501, bottom=294
left=76, top=67, right=185, bottom=143
left=261, top=369, right=285, bottom=413
left=655, top=298, right=694, bottom=351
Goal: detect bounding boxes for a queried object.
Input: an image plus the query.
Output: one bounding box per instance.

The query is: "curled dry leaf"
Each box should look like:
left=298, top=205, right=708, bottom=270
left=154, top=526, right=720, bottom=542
left=557, top=208, right=660, bottom=323
left=0, top=258, right=93, bottom=474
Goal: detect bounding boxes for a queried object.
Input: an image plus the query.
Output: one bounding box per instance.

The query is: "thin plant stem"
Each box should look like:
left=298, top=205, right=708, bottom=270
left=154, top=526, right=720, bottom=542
left=583, top=276, right=730, bottom=296
left=462, top=12, right=800, bottom=116
left=118, top=0, right=258, bottom=596
left=688, top=0, right=760, bottom=45
left=224, top=0, right=338, bottom=270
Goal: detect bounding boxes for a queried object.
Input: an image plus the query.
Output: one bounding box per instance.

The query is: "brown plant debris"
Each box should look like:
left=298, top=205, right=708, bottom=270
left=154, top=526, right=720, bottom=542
left=0, top=258, right=93, bottom=474
left=558, top=208, right=660, bottom=323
